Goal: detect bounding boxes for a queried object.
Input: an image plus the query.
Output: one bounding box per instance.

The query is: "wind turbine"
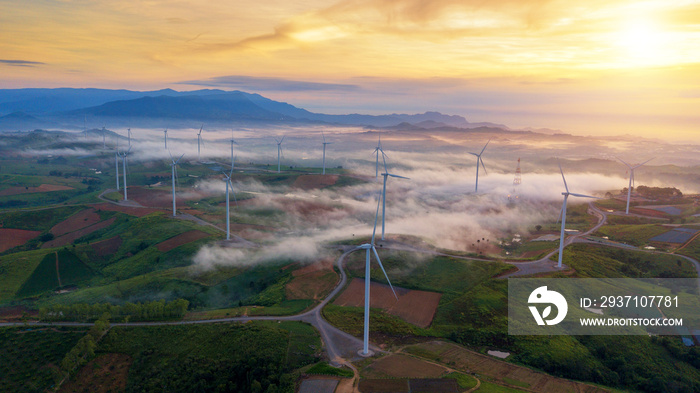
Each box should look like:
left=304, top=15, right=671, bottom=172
left=617, top=157, right=653, bottom=215
left=469, top=139, right=490, bottom=193
left=127, top=128, right=132, bottom=148
left=102, top=126, right=106, bottom=150
left=163, top=129, right=168, bottom=150
left=358, top=194, right=398, bottom=356
left=197, top=125, right=204, bottom=162
left=322, top=132, right=332, bottom=175
left=372, top=135, right=385, bottom=178
left=222, top=156, right=238, bottom=241
left=120, top=146, right=132, bottom=201
left=274, top=136, right=285, bottom=173
left=556, top=163, right=597, bottom=268
left=114, top=151, right=121, bottom=190
left=169, top=151, right=184, bottom=216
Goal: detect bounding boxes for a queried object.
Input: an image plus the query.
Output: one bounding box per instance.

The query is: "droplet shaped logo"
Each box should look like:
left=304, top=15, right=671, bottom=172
left=528, top=286, right=568, bottom=326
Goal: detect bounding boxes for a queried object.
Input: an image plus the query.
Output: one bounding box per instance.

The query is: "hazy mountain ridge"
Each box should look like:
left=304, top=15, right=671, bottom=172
left=0, top=88, right=499, bottom=130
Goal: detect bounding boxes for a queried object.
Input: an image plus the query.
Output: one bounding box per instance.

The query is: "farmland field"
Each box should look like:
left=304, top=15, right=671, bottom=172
left=362, top=353, right=447, bottom=379
left=0, top=228, right=40, bottom=252
left=49, top=208, right=103, bottom=237
left=0, top=326, right=86, bottom=393
left=333, top=278, right=442, bottom=328
left=404, top=341, right=609, bottom=393
left=58, top=353, right=132, bottom=393
left=95, top=321, right=320, bottom=392
left=155, top=229, right=210, bottom=252
left=16, top=249, right=94, bottom=297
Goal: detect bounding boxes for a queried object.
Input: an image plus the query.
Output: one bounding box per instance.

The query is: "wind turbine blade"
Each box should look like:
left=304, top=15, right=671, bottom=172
left=175, top=153, right=185, bottom=164
left=387, top=173, right=409, bottom=179
left=558, top=162, right=569, bottom=193
left=280, top=135, right=285, bottom=143
left=372, top=246, right=398, bottom=300
left=322, top=131, right=325, bottom=143
left=633, top=158, right=654, bottom=169
left=468, top=152, right=479, bottom=157
left=480, top=138, right=491, bottom=155
left=168, top=149, right=174, bottom=161
left=371, top=193, right=381, bottom=244
left=570, top=192, right=598, bottom=199
left=198, top=124, right=203, bottom=135
left=616, top=156, right=632, bottom=168
left=480, top=158, right=487, bottom=175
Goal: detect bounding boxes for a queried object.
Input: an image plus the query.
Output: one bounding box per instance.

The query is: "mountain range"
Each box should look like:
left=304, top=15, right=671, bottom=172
left=0, top=88, right=506, bottom=131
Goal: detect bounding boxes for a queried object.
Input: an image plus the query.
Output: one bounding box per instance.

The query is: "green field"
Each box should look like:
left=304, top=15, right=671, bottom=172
left=16, top=249, right=95, bottom=297
left=0, top=326, right=86, bottom=393
left=95, top=321, right=320, bottom=392
left=594, top=224, right=669, bottom=247
left=561, top=244, right=698, bottom=278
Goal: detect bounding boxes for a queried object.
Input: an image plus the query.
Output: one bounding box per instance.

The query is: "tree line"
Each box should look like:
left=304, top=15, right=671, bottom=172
left=39, top=298, right=189, bottom=322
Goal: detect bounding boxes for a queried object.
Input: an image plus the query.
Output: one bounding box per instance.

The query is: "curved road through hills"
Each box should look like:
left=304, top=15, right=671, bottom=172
left=3, top=201, right=700, bottom=368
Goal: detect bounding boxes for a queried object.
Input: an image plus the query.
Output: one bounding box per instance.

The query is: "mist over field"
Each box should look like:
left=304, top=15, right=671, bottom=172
left=117, top=124, right=695, bottom=271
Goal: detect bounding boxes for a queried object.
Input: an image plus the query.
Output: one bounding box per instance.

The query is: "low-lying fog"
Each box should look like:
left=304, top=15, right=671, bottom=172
left=24, top=124, right=700, bottom=270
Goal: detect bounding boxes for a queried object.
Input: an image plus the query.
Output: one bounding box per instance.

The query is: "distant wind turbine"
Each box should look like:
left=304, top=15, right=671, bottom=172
left=469, top=139, right=490, bottom=193
left=163, top=129, right=168, bottom=150
left=121, top=146, right=132, bottom=201
left=102, top=126, right=106, bottom=150
left=168, top=151, right=184, bottom=216
left=222, top=156, right=238, bottom=240
left=556, top=163, right=597, bottom=268
left=197, top=125, right=204, bottom=162
left=127, top=128, right=132, bottom=148
left=322, top=132, right=332, bottom=175
left=617, top=157, right=653, bottom=215
left=372, top=135, right=385, bottom=178
left=274, top=136, right=285, bottom=173
left=114, top=151, right=120, bottom=190
left=359, top=193, right=398, bottom=356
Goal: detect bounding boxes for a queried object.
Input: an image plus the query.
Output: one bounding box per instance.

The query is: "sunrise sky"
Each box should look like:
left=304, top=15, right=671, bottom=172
left=1, top=0, right=699, bottom=139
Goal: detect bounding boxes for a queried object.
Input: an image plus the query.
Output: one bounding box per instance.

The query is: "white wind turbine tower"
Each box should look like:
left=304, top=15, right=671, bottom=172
left=222, top=156, right=238, bottom=241
left=322, top=132, right=332, bottom=175
left=168, top=151, right=184, bottom=216
left=359, top=195, right=398, bottom=356
left=469, top=139, right=490, bottom=193
left=127, top=128, right=132, bottom=148
left=120, top=146, right=132, bottom=201
left=197, top=125, right=204, bottom=162
left=372, top=135, right=384, bottom=178
left=163, top=129, right=168, bottom=150
left=556, top=163, right=597, bottom=268
left=617, top=157, right=653, bottom=215
left=114, top=150, right=121, bottom=190
left=274, top=136, right=285, bottom=173
left=378, top=153, right=408, bottom=241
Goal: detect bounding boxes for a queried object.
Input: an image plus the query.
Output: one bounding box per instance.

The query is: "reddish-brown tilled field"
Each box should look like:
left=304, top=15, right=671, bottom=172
left=50, top=208, right=102, bottom=237
left=333, top=278, right=441, bottom=328
left=0, top=228, right=40, bottom=252
left=156, top=230, right=210, bottom=252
